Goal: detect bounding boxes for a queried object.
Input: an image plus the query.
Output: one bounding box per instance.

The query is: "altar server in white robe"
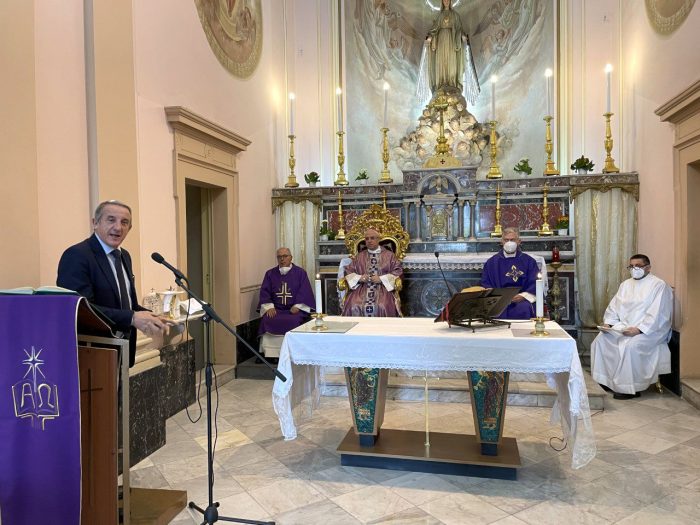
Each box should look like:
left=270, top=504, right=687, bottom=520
left=591, top=254, right=673, bottom=399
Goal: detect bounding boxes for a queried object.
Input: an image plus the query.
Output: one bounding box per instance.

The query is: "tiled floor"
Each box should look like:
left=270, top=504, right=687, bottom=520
left=131, top=378, right=700, bottom=524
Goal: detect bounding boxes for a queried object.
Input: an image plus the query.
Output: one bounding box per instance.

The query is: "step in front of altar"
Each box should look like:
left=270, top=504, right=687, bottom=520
left=321, top=370, right=605, bottom=410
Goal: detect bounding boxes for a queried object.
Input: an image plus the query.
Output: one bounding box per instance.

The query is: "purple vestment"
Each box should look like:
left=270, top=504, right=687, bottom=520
left=258, top=264, right=314, bottom=335
left=342, top=247, right=403, bottom=317
left=480, top=250, right=538, bottom=319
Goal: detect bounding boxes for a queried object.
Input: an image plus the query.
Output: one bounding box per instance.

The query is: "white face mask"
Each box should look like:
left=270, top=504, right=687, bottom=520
left=279, top=266, right=292, bottom=275
left=503, top=240, right=518, bottom=254
left=630, top=267, right=645, bottom=279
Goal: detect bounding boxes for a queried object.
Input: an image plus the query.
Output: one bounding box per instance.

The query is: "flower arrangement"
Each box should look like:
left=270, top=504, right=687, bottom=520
left=570, top=156, right=594, bottom=172
left=355, top=169, right=369, bottom=181
left=513, top=158, right=533, bottom=175
left=319, top=220, right=335, bottom=240
left=556, top=215, right=569, bottom=230
left=304, top=171, right=320, bottom=184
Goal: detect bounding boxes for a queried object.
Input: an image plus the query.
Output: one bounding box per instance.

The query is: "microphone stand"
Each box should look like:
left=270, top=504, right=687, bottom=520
left=434, top=252, right=456, bottom=296
left=173, top=274, right=284, bottom=525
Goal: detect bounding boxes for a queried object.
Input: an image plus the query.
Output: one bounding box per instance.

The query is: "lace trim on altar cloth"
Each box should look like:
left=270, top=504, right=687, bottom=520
left=287, top=359, right=571, bottom=374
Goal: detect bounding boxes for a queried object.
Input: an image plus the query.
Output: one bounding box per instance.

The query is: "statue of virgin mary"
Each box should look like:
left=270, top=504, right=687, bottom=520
left=417, top=0, right=480, bottom=105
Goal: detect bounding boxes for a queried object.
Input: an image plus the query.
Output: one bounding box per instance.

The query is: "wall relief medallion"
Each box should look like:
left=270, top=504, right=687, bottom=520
left=195, top=0, right=263, bottom=78
left=645, top=0, right=696, bottom=34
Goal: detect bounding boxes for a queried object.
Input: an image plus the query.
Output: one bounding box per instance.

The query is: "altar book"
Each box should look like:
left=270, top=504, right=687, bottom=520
left=435, top=287, right=521, bottom=330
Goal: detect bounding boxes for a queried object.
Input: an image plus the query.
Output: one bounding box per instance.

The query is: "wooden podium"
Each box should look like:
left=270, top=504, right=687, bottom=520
left=77, top=300, right=187, bottom=525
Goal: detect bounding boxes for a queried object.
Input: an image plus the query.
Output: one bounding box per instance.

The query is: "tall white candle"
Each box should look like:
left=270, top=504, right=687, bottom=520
left=535, top=273, right=544, bottom=318
left=605, top=64, right=612, bottom=113
left=315, top=275, right=322, bottom=313
left=336, top=87, right=343, bottom=132
left=383, top=82, right=389, bottom=128
left=490, top=75, right=497, bottom=122
left=545, top=69, right=553, bottom=116
left=289, top=92, right=295, bottom=135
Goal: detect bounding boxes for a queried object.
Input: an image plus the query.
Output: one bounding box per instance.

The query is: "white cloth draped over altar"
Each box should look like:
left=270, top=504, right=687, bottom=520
left=271, top=316, right=596, bottom=470
left=276, top=200, right=319, bottom=281
left=574, top=187, right=637, bottom=327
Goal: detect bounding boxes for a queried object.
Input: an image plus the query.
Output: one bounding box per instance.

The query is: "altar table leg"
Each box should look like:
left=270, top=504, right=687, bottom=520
left=467, top=371, right=509, bottom=456
left=345, top=367, right=389, bottom=447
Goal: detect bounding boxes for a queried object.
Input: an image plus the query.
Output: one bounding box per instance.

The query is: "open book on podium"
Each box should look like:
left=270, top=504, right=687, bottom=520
left=434, top=287, right=521, bottom=331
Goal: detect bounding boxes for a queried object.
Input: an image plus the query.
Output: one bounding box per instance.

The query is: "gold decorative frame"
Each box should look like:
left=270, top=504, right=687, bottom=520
left=343, top=204, right=410, bottom=260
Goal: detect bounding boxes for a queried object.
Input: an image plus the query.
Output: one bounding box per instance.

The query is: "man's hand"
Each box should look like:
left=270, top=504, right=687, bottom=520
left=511, top=294, right=525, bottom=303
left=265, top=307, right=277, bottom=318
left=290, top=306, right=300, bottom=314
left=622, top=327, right=641, bottom=337
left=370, top=275, right=381, bottom=284
left=132, top=311, right=168, bottom=336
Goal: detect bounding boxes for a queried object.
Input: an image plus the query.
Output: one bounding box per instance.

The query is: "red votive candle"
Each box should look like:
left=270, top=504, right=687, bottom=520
left=552, top=245, right=560, bottom=263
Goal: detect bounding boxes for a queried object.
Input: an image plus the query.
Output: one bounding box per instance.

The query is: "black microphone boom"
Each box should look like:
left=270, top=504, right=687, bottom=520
left=151, top=252, right=187, bottom=282
left=434, top=251, right=456, bottom=296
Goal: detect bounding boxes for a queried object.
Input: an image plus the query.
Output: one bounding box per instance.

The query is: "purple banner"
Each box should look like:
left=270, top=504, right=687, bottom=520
left=0, top=295, right=82, bottom=525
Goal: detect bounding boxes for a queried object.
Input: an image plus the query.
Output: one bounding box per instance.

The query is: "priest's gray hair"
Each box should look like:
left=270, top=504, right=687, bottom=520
left=502, top=227, right=520, bottom=238
left=94, top=200, right=132, bottom=222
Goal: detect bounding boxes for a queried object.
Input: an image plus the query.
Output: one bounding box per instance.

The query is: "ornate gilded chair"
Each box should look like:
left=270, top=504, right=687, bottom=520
left=337, top=204, right=409, bottom=309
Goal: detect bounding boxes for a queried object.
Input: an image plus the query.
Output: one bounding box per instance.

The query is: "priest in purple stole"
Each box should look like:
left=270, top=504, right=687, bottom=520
left=480, top=227, right=538, bottom=319
left=342, top=228, right=403, bottom=317
left=258, top=247, right=315, bottom=335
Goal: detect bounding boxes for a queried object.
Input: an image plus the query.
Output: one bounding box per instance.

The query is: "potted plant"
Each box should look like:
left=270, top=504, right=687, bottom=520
left=570, top=156, right=594, bottom=174
left=319, top=220, right=335, bottom=241
left=513, top=158, right=532, bottom=177
left=355, top=169, right=369, bottom=185
left=556, top=215, right=569, bottom=236
left=304, top=171, right=320, bottom=187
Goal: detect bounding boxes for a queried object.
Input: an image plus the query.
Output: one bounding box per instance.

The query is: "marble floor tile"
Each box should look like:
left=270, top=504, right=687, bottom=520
left=129, top=376, right=700, bottom=525
left=366, top=506, right=444, bottom=524
left=273, top=499, right=362, bottom=525
left=418, top=492, right=509, bottom=525
left=606, top=428, right=678, bottom=455
left=248, top=477, right=325, bottom=515
left=332, top=485, right=415, bottom=523
left=380, top=472, right=462, bottom=505
left=513, top=499, right=610, bottom=525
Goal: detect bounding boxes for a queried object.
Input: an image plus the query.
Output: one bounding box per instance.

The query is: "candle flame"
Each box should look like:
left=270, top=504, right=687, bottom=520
left=537, top=273, right=542, bottom=279
left=336, top=87, right=342, bottom=95
left=490, top=75, right=498, bottom=83
left=545, top=68, right=553, bottom=77
left=316, top=274, right=320, bottom=279
left=383, top=81, right=390, bottom=91
left=289, top=92, right=295, bottom=100
left=605, top=63, right=613, bottom=73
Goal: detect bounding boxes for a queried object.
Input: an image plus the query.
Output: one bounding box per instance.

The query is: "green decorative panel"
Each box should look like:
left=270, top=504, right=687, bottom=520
left=468, top=371, right=508, bottom=444
left=346, top=367, right=382, bottom=434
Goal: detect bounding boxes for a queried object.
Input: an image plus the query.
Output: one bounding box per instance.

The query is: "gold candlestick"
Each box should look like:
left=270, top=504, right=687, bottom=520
left=490, top=184, right=503, bottom=238
left=335, top=131, right=349, bottom=185
left=285, top=134, right=299, bottom=187
left=602, top=112, right=620, bottom=173
left=543, top=116, right=560, bottom=176
left=336, top=190, right=346, bottom=240
left=486, top=121, right=502, bottom=179
left=423, top=94, right=460, bottom=168
left=530, top=317, right=549, bottom=336
left=311, top=313, right=328, bottom=331
left=538, top=183, right=553, bottom=236
left=378, top=128, right=393, bottom=184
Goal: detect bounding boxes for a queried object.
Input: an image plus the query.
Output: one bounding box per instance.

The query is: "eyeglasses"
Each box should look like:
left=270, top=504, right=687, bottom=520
left=626, top=264, right=649, bottom=270
left=276, top=254, right=292, bottom=260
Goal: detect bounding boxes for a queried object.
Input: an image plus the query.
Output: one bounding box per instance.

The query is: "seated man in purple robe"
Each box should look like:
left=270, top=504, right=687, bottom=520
left=258, top=247, right=315, bottom=360
left=480, top=227, right=538, bottom=319
left=342, top=228, right=403, bottom=317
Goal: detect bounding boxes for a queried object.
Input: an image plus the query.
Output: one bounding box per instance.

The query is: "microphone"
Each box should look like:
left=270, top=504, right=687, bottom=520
left=434, top=251, right=455, bottom=296
left=151, top=252, right=187, bottom=281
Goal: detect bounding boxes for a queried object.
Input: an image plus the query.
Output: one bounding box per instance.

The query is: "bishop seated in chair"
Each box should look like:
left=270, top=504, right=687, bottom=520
left=258, top=247, right=315, bottom=361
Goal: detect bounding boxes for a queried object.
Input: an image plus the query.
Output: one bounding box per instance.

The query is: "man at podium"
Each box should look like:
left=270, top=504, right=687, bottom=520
left=57, top=200, right=168, bottom=366
left=480, top=227, right=538, bottom=319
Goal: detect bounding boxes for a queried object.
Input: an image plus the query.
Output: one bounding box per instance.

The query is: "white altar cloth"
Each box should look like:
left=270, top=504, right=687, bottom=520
left=272, top=316, right=595, bottom=469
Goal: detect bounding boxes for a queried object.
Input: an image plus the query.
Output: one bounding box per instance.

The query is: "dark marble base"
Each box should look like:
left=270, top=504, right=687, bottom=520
left=122, top=339, right=196, bottom=468
left=234, top=317, right=261, bottom=366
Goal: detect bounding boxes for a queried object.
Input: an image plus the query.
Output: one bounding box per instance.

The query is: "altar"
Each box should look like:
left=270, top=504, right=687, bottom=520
left=272, top=316, right=596, bottom=479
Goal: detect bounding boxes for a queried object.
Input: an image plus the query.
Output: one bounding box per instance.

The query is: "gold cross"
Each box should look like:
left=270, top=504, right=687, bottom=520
left=276, top=282, right=292, bottom=305
left=505, top=265, right=524, bottom=282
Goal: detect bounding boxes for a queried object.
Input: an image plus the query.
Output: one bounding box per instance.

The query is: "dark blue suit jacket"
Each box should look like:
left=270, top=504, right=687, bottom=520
left=57, top=234, right=145, bottom=366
